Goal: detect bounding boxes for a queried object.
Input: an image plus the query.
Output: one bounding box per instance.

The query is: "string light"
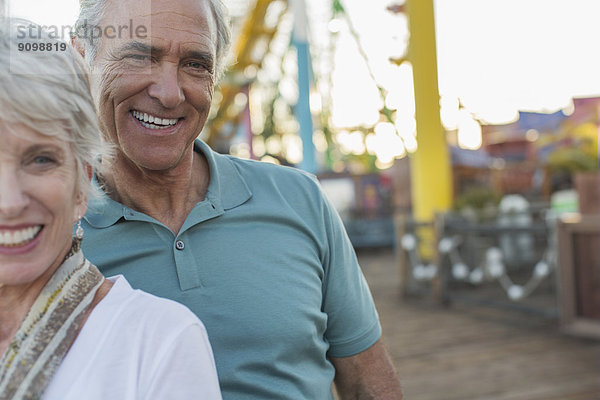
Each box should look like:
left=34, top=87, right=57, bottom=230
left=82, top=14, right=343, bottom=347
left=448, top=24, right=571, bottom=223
left=400, top=218, right=556, bottom=302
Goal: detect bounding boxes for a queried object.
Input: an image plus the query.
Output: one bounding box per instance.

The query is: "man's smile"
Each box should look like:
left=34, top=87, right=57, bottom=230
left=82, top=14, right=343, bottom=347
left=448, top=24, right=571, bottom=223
left=131, top=110, right=181, bottom=130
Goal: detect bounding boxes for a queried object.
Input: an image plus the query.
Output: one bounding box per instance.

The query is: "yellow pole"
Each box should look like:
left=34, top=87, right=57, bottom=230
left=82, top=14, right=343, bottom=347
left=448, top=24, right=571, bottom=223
left=406, top=0, right=453, bottom=257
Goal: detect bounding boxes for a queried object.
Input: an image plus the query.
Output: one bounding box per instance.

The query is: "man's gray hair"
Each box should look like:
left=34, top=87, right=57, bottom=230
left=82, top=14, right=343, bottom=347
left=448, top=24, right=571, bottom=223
left=74, top=0, right=232, bottom=81
left=0, top=18, right=109, bottom=197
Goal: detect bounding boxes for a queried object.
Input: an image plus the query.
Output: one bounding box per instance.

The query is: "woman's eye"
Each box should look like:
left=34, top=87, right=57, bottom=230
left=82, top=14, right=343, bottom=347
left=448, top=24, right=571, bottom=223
left=33, top=155, right=54, bottom=165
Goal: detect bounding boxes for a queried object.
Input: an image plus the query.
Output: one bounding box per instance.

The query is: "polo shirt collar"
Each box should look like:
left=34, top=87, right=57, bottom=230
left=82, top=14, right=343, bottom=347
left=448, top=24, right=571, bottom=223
left=84, top=176, right=126, bottom=228
left=85, top=139, right=252, bottom=229
left=195, top=139, right=252, bottom=211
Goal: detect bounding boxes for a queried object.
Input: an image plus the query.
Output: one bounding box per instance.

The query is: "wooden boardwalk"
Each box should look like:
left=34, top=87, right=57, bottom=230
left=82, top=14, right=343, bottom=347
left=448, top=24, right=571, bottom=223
left=356, top=247, right=600, bottom=400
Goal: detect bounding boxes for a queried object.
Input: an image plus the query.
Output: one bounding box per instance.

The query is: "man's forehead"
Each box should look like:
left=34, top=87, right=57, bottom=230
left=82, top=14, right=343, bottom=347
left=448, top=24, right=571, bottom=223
left=102, top=0, right=214, bottom=27
left=99, top=0, right=216, bottom=47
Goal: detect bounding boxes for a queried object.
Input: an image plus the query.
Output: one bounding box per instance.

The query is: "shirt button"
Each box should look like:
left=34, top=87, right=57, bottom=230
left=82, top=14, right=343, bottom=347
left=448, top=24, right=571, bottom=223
left=175, top=240, right=185, bottom=250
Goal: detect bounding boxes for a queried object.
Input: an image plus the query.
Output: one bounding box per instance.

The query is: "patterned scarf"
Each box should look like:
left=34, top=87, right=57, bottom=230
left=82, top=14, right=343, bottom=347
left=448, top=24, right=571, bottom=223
left=0, top=239, right=104, bottom=400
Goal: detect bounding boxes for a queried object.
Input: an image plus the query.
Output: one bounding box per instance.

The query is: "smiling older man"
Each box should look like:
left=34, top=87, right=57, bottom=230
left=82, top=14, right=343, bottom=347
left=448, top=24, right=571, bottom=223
left=74, top=0, right=402, bottom=398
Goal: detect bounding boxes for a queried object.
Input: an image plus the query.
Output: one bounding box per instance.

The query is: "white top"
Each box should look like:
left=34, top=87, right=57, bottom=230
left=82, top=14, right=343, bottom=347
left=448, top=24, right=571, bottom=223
left=42, top=276, right=222, bottom=400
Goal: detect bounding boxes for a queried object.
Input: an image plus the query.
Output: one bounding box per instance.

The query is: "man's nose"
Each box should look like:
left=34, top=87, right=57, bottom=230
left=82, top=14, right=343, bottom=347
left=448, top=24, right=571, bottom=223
left=147, top=63, right=185, bottom=109
left=0, top=168, right=30, bottom=218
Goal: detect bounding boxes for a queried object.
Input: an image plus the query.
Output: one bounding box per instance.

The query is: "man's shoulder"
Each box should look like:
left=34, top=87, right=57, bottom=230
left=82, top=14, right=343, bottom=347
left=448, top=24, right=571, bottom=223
left=222, top=154, right=319, bottom=188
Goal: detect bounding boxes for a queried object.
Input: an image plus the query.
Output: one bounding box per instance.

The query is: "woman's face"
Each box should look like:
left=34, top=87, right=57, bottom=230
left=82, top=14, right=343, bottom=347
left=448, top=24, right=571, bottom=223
left=0, top=123, right=88, bottom=288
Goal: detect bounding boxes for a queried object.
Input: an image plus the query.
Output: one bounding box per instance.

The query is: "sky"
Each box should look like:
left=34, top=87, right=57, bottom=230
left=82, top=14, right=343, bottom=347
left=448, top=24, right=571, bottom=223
left=7, top=0, right=600, bottom=136
left=325, top=0, right=600, bottom=127
left=434, top=0, right=600, bottom=122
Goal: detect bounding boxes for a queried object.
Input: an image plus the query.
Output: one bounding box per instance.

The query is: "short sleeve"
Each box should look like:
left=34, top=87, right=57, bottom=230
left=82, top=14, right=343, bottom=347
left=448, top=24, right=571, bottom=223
left=142, top=323, right=222, bottom=399
left=319, top=188, right=382, bottom=358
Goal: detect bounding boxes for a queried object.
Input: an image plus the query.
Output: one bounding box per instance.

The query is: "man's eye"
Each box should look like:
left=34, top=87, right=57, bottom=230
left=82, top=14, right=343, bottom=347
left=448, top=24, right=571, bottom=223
left=186, top=61, right=212, bottom=73
left=126, top=54, right=150, bottom=61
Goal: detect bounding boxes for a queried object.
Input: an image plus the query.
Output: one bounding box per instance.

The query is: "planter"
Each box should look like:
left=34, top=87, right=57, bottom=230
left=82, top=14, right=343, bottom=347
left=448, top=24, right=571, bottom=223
left=557, top=215, right=600, bottom=339
left=574, top=171, right=600, bottom=214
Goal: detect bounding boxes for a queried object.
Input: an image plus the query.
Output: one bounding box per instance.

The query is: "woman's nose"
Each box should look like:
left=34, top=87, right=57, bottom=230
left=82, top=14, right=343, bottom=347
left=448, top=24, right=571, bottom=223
left=0, top=168, right=30, bottom=218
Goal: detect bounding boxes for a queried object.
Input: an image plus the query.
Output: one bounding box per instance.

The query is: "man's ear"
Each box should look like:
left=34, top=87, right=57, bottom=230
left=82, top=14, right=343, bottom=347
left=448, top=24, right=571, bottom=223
left=71, top=36, right=85, bottom=58
left=85, top=163, right=93, bottom=181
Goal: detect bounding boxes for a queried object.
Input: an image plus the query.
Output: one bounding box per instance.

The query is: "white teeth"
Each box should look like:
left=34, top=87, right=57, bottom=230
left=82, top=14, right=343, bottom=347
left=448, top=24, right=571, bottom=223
left=140, top=121, right=163, bottom=130
left=0, top=226, right=42, bottom=247
left=131, top=110, right=178, bottom=128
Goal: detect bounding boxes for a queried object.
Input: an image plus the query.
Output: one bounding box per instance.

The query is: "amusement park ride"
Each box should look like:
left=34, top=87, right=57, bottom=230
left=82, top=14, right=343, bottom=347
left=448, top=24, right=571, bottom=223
left=206, top=0, right=288, bottom=148
left=207, top=0, right=453, bottom=228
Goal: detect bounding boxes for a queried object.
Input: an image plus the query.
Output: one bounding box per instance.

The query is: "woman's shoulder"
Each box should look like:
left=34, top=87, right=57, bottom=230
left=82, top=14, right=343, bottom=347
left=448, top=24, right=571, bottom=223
left=92, top=275, right=207, bottom=339
left=43, top=278, right=217, bottom=400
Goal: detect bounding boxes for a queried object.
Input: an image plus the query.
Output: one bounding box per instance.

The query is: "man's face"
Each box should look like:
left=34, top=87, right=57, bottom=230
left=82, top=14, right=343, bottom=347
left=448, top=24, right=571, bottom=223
left=90, top=0, right=217, bottom=172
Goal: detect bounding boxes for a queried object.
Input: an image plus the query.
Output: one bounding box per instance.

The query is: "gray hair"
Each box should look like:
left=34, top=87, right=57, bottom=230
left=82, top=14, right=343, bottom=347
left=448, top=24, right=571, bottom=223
left=0, top=18, right=109, bottom=198
left=74, top=0, right=232, bottom=81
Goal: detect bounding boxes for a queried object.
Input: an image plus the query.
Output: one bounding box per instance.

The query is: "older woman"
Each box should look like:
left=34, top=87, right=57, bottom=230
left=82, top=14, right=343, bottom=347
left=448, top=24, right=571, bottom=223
left=0, top=19, right=221, bottom=400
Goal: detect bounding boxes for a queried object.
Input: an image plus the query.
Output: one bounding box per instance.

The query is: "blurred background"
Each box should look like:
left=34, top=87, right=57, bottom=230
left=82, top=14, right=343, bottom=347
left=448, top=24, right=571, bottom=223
left=7, top=0, right=600, bottom=398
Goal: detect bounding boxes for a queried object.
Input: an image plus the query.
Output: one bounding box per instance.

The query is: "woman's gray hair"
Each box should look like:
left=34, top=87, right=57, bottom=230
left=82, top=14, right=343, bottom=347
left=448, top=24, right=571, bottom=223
left=73, top=0, right=232, bottom=81
left=0, top=18, right=109, bottom=198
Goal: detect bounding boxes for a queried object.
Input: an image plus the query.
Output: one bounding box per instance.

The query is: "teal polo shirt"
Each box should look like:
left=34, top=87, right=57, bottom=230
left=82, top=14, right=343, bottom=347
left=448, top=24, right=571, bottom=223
left=82, top=140, right=381, bottom=399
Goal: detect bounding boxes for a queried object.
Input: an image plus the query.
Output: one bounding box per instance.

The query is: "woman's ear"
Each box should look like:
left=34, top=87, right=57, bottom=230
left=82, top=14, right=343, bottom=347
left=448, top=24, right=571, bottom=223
left=73, top=164, right=93, bottom=223
left=74, top=201, right=89, bottom=224
left=73, top=189, right=90, bottom=223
